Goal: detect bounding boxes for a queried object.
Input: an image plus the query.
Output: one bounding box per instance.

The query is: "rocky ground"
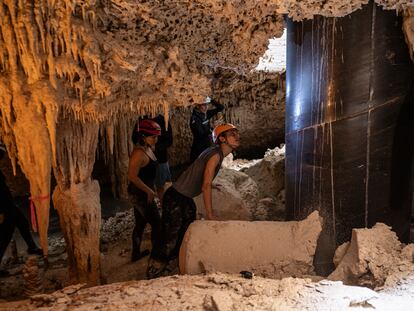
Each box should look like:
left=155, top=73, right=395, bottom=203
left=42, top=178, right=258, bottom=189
left=1, top=271, right=414, bottom=310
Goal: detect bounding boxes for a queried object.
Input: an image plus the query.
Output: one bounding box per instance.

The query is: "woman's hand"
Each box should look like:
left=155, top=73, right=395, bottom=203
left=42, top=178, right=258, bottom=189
left=205, top=213, right=218, bottom=221
left=146, top=189, right=155, bottom=203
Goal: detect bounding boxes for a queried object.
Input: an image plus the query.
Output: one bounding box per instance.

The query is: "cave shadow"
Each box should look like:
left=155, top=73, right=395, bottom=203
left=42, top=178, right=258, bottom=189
left=389, top=80, right=414, bottom=243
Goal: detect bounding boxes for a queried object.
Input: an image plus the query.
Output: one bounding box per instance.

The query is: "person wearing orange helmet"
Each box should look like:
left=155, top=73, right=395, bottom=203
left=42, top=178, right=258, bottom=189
left=127, top=119, right=162, bottom=262
left=147, top=123, right=240, bottom=278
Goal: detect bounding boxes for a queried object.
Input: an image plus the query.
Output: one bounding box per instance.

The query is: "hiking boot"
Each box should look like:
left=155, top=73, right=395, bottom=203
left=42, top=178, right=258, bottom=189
left=146, top=259, right=167, bottom=279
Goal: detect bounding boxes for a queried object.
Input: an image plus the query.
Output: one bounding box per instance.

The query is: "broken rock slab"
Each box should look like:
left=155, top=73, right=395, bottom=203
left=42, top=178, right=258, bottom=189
left=241, top=146, right=285, bottom=199
left=194, top=168, right=258, bottom=220
left=179, top=211, right=322, bottom=278
left=328, top=223, right=403, bottom=288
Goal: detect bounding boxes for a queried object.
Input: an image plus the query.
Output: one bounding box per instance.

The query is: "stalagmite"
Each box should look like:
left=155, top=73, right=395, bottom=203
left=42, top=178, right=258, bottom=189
left=100, top=118, right=135, bottom=200
left=23, top=256, right=43, bottom=297
left=52, top=117, right=101, bottom=285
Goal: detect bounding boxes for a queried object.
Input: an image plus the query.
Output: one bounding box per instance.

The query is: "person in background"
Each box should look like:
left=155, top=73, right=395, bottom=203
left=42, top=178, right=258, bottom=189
left=127, top=119, right=162, bottom=262
left=0, top=144, right=42, bottom=277
left=147, top=123, right=240, bottom=278
left=152, top=114, right=173, bottom=201
left=190, top=97, right=224, bottom=162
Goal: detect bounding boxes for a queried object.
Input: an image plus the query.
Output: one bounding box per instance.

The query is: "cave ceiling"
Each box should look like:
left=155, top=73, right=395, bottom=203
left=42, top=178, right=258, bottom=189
left=0, top=0, right=411, bottom=121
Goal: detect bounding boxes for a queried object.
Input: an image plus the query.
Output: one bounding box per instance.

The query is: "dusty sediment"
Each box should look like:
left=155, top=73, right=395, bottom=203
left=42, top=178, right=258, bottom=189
left=329, top=223, right=414, bottom=289
left=1, top=271, right=414, bottom=311
left=2, top=214, right=414, bottom=309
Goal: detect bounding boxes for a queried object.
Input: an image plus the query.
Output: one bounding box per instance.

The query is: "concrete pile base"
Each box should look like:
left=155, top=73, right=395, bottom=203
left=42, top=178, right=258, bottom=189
left=179, top=211, right=322, bottom=278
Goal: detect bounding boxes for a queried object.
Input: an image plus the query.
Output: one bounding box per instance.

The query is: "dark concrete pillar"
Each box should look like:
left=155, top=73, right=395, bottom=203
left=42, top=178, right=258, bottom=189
left=285, top=2, right=414, bottom=275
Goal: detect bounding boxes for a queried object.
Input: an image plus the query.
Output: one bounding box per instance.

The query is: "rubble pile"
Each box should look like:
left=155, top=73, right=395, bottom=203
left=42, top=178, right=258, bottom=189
left=195, top=146, right=286, bottom=221
left=100, top=210, right=135, bottom=245
left=194, top=168, right=258, bottom=220
left=329, top=223, right=414, bottom=289
left=3, top=271, right=414, bottom=311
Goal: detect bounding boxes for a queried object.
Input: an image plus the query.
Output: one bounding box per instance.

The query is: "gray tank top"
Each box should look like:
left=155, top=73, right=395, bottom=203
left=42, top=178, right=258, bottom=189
left=173, top=146, right=224, bottom=198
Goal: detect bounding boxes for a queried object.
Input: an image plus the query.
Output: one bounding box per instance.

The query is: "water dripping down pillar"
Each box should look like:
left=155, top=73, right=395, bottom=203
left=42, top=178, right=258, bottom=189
left=285, top=2, right=414, bottom=275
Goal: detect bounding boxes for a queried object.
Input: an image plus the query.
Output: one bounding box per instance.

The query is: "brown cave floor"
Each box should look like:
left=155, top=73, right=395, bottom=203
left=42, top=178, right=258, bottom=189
left=0, top=224, right=158, bottom=301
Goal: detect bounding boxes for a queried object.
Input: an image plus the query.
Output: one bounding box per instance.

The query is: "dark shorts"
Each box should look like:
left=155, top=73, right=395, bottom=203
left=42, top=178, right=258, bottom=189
left=155, top=162, right=172, bottom=187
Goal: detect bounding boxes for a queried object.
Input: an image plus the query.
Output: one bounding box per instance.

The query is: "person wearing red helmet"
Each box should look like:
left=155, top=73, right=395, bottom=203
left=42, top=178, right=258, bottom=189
left=147, top=123, right=240, bottom=278
left=127, top=119, right=162, bottom=262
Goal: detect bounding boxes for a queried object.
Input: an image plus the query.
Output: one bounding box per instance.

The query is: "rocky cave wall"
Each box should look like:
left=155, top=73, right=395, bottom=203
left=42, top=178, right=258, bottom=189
left=168, top=70, right=285, bottom=166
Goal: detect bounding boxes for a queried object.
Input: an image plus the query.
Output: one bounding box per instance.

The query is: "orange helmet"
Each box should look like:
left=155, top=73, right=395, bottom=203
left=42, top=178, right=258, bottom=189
left=212, top=123, right=238, bottom=143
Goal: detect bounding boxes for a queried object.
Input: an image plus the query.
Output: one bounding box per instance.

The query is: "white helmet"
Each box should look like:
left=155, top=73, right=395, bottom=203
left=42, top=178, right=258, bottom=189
left=203, top=96, right=212, bottom=104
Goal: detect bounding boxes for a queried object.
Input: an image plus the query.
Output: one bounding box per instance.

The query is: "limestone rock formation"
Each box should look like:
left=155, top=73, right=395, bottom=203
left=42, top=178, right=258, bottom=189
left=403, top=7, right=414, bottom=62
left=194, top=146, right=286, bottom=221
left=211, top=70, right=286, bottom=159
left=52, top=117, right=101, bottom=285
left=329, top=223, right=414, bottom=289
left=179, top=211, right=322, bottom=277
left=168, top=71, right=285, bottom=166
left=7, top=272, right=412, bottom=311
left=242, top=146, right=285, bottom=199
left=218, top=146, right=286, bottom=220
left=22, top=256, right=43, bottom=297
left=194, top=168, right=258, bottom=221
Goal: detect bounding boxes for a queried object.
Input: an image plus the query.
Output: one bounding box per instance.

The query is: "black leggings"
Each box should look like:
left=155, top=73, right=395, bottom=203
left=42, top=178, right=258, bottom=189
left=0, top=201, right=37, bottom=262
left=129, top=195, right=161, bottom=256
left=152, top=187, right=196, bottom=261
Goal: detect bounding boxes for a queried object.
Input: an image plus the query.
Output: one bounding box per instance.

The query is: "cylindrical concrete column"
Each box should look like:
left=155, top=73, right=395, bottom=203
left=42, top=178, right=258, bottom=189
left=285, top=2, right=414, bottom=274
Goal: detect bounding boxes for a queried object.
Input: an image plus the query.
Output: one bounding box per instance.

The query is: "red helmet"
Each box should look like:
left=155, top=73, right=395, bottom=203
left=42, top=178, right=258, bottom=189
left=212, top=123, right=238, bottom=143
left=137, top=119, right=161, bottom=136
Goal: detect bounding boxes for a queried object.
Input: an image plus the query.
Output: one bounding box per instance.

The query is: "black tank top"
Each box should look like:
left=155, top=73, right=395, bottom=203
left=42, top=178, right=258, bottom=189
left=128, top=149, right=157, bottom=200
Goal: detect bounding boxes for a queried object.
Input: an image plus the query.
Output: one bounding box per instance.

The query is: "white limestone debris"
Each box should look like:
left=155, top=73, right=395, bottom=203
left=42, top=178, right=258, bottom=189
left=179, top=211, right=322, bottom=277
left=100, top=209, right=135, bottom=245
left=7, top=270, right=414, bottom=311
left=329, top=223, right=414, bottom=289
left=1, top=0, right=414, bottom=294
left=194, top=168, right=258, bottom=221
left=196, top=146, right=286, bottom=221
